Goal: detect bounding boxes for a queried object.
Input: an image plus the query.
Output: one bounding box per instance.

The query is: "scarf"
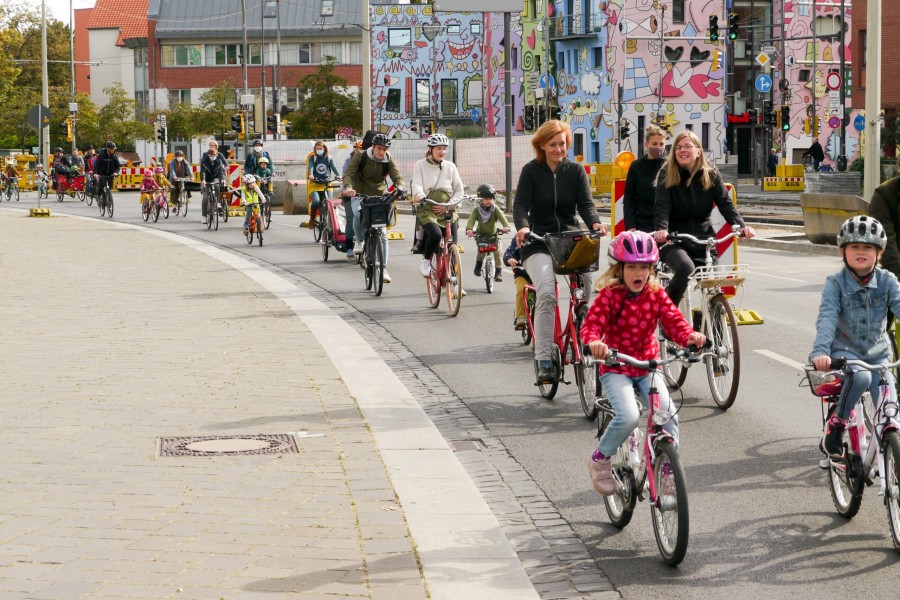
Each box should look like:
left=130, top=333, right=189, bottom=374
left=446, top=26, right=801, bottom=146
left=476, top=203, right=495, bottom=224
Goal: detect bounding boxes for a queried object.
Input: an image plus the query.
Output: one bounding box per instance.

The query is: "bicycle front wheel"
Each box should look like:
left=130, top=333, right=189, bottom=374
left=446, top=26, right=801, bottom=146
left=373, top=232, right=385, bottom=297
left=883, top=431, right=900, bottom=552
left=535, top=344, right=561, bottom=400
left=705, top=294, right=741, bottom=409
left=264, top=202, right=272, bottom=230
left=106, top=190, right=114, bottom=218
left=257, top=216, right=263, bottom=246
left=650, top=440, right=689, bottom=566
left=427, top=254, right=441, bottom=308
left=574, top=306, right=598, bottom=420
left=141, top=200, right=150, bottom=222
left=14, top=185, right=20, bottom=201
left=484, top=254, right=494, bottom=294
left=151, top=201, right=160, bottom=222
left=363, top=236, right=374, bottom=291
left=446, top=244, right=462, bottom=316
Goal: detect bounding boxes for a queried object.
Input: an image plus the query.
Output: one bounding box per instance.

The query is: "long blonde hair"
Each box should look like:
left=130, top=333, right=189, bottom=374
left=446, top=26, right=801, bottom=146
left=661, top=130, right=717, bottom=191
left=593, top=262, right=661, bottom=293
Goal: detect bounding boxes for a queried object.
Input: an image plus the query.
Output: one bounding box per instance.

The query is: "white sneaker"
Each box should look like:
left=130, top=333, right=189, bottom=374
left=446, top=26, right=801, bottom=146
left=382, top=270, right=392, bottom=283
left=420, top=259, right=431, bottom=278
left=200, top=216, right=207, bottom=223
left=354, top=241, right=364, bottom=253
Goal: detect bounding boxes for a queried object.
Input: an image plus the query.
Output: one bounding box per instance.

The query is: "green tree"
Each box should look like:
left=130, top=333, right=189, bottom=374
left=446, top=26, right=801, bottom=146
left=195, top=81, right=242, bottom=140
left=289, top=56, right=361, bottom=138
left=96, top=84, right=153, bottom=151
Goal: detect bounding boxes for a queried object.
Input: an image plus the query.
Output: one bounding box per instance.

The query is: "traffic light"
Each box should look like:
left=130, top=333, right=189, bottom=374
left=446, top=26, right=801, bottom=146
left=709, top=15, right=719, bottom=41
left=524, top=106, right=535, bottom=131
left=550, top=105, right=561, bottom=120
left=763, top=100, right=776, bottom=125
left=157, top=127, right=167, bottom=143
left=282, top=121, right=292, bottom=134
left=427, top=121, right=436, bottom=135
left=748, top=108, right=758, bottom=123
left=728, top=13, right=740, bottom=41
left=231, top=114, right=242, bottom=132
left=266, top=113, right=278, bottom=133
left=61, top=118, right=72, bottom=142
left=619, top=118, right=632, bottom=138
left=538, top=104, right=547, bottom=127
left=410, top=119, right=419, bottom=134
left=781, top=106, right=790, bottom=131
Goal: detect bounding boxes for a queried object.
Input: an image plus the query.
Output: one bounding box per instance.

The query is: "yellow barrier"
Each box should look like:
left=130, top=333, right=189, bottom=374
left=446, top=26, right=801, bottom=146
left=585, top=163, right=627, bottom=195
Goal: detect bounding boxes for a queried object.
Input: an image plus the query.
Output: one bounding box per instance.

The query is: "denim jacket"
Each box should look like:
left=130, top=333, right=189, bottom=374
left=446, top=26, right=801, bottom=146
left=810, top=267, right=900, bottom=363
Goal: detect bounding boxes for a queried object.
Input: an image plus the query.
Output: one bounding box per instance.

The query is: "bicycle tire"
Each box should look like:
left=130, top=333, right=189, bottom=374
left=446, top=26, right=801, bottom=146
left=427, top=254, right=441, bottom=308
left=446, top=244, right=462, bottom=316
left=650, top=440, right=689, bottom=566
left=313, top=217, right=323, bottom=242
left=484, top=254, right=494, bottom=294
left=77, top=188, right=84, bottom=201
left=219, top=186, right=229, bottom=223
left=141, top=200, right=150, bottom=222
left=211, top=197, right=218, bottom=231
left=56, top=187, right=64, bottom=202
left=705, top=294, right=741, bottom=409
left=604, top=441, right=637, bottom=529
left=535, top=344, right=561, bottom=400
left=14, top=185, right=20, bottom=201
left=85, top=185, right=93, bottom=206
left=828, top=430, right=865, bottom=519
left=181, top=193, right=189, bottom=216
left=373, top=232, right=385, bottom=297
left=659, top=324, right=688, bottom=389
left=151, top=201, right=160, bottom=222
left=522, top=289, right=535, bottom=346
left=106, top=190, right=114, bottom=218
left=264, top=201, right=272, bottom=230
left=363, top=235, right=374, bottom=290
left=98, top=193, right=106, bottom=216
left=574, top=306, right=598, bottom=420
left=883, top=431, right=900, bottom=553
left=163, top=197, right=170, bottom=219
left=257, top=215, right=263, bottom=246
left=245, top=220, right=253, bottom=244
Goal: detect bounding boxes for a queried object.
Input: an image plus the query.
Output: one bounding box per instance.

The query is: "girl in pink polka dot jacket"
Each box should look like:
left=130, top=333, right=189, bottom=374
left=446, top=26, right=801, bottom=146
left=581, top=231, right=706, bottom=496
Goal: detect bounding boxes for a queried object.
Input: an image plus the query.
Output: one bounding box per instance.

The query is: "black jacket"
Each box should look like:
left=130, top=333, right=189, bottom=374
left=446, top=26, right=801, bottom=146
left=868, top=176, right=900, bottom=277
left=803, top=141, right=825, bottom=162
left=654, top=167, right=745, bottom=238
left=623, top=155, right=665, bottom=232
left=513, top=158, right=600, bottom=260
left=200, top=152, right=228, bottom=182
left=93, top=151, right=120, bottom=178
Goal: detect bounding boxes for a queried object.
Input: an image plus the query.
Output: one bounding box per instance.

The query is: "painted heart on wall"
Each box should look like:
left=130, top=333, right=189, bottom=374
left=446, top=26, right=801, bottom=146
left=664, top=45, right=684, bottom=64
left=690, top=47, right=710, bottom=68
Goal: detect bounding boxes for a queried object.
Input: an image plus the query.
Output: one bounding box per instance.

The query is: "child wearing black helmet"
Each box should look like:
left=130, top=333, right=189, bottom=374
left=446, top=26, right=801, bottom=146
left=465, top=183, right=510, bottom=281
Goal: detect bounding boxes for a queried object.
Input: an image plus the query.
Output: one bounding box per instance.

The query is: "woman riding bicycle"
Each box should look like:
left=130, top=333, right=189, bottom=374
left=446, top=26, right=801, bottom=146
left=581, top=231, right=706, bottom=495
left=466, top=183, right=510, bottom=282
left=306, top=140, right=340, bottom=229
left=652, top=130, right=755, bottom=306
left=513, top=120, right=607, bottom=385
left=810, top=216, right=900, bottom=457
left=411, top=133, right=464, bottom=279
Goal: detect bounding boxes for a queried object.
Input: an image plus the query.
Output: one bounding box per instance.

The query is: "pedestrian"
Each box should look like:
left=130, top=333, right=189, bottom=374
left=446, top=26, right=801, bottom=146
left=802, top=138, right=825, bottom=172
left=623, top=124, right=666, bottom=232
left=767, top=148, right=779, bottom=177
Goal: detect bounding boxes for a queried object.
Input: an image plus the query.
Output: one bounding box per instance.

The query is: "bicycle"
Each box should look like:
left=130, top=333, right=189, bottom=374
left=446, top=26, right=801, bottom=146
left=5, top=177, right=19, bottom=201
left=358, top=190, right=402, bottom=296
left=590, top=343, right=712, bottom=566
left=308, top=180, right=339, bottom=241
left=803, top=358, right=900, bottom=551
left=201, top=177, right=227, bottom=231
left=521, top=230, right=602, bottom=415
left=422, top=197, right=464, bottom=316
left=257, top=177, right=275, bottom=230
left=94, top=174, right=115, bottom=218
left=83, top=173, right=94, bottom=205
left=37, top=176, right=49, bottom=200
left=243, top=201, right=264, bottom=246
left=171, top=177, right=191, bottom=217
left=657, top=227, right=747, bottom=410
left=474, top=230, right=504, bottom=294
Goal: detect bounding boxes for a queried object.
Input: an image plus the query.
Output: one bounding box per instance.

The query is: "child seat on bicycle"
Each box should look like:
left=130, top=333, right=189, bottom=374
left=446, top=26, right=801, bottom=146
left=582, top=231, right=706, bottom=496
left=466, top=184, right=510, bottom=282
left=810, top=215, right=900, bottom=457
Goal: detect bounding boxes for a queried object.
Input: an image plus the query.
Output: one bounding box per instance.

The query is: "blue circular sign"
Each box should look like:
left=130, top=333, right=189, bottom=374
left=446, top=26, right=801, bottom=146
left=471, top=108, right=480, bottom=124
left=539, top=74, right=555, bottom=89
left=755, top=74, right=773, bottom=93
left=853, top=114, right=866, bottom=132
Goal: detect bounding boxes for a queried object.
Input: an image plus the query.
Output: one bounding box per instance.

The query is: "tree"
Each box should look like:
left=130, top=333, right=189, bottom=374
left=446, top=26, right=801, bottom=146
left=289, top=56, right=361, bottom=138
left=195, top=81, right=242, bottom=140
left=96, top=84, right=153, bottom=151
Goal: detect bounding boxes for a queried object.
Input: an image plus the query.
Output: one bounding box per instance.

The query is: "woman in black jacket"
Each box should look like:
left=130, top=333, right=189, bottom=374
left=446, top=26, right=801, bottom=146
left=652, top=131, right=754, bottom=306
left=624, top=124, right=667, bottom=232
left=514, top=120, right=607, bottom=384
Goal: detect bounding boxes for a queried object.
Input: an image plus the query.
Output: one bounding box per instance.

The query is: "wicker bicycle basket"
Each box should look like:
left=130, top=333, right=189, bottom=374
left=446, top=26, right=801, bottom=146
left=545, top=231, right=603, bottom=274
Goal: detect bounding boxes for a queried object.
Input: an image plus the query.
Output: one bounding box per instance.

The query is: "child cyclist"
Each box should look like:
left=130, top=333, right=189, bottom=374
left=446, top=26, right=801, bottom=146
left=581, top=231, right=705, bottom=495
left=810, top=216, right=900, bottom=457
left=140, top=168, right=162, bottom=205
left=466, top=184, right=510, bottom=281
left=503, top=237, right=528, bottom=330
left=238, top=174, right=264, bottom=233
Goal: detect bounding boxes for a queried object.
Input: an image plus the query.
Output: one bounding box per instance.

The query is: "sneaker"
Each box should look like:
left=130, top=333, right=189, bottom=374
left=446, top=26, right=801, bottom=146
left=201, top=216, right=207, bottom=223
left=536, top=360, right=554, bottom=384
left=588, top=455, right=616, bottom=496
left=383, top=270, right=392, bottom=283
left=474, top=261, right=483, bottom=277
left=354, top=241, right=364, bottom=253
left=420, top=259, right=431, bottom=278
left=514, top=316, right=526, bottom=330
left=820, top=417, right=846, bottom=457
left=243, top=227, right=249, bottom=235
left=346, top=249, right=355, bottom=259
left=494, top=269, right=503, bottom=282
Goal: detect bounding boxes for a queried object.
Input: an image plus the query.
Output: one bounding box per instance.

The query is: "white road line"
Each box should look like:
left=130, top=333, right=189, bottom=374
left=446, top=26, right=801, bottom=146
left=755, top=349, right=807, bottom=371
left=751, top=272, right=808, bottom=283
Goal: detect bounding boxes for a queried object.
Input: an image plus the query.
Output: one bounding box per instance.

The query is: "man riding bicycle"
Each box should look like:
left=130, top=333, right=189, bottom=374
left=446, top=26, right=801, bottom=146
left=200, top=140, right=229, bottom=224
left=93, top=141, right=120, bottom=198
left=51, top=147, right=71, bottom=191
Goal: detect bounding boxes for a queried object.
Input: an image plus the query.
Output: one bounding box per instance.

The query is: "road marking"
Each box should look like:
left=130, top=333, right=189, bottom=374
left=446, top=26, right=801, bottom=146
left=755, top=349, right=806, bottom=371
left=751, top=271, right=808, bottom=283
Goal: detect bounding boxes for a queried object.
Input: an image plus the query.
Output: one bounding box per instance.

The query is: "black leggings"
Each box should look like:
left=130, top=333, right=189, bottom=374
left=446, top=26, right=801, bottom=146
left=660, top=241, right=707, bottom=306
left=422, top=222, right=458, bottom=260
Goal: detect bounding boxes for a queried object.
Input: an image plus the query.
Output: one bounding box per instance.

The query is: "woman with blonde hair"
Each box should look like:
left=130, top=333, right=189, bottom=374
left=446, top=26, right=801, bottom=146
left=623, top=123, right=667, bottom=232
left=652, top=130, right=754, bottom=306
left=513, top=119, right=608, bottom=385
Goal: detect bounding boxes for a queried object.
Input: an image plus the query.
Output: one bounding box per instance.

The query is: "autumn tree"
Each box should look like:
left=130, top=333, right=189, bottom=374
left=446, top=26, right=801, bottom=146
left=289, top=56, right=361, bottom=139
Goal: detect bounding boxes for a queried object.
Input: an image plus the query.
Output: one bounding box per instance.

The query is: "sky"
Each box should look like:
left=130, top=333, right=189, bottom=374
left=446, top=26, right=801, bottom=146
left=45, top=0, right=96, bottom=24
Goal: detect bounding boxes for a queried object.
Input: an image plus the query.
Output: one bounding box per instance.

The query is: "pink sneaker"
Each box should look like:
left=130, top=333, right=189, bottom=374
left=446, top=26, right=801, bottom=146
left=588, top=456, right=616, bottom=496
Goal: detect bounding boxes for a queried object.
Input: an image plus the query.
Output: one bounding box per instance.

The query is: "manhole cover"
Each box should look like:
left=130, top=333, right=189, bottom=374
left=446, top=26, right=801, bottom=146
left=158, top=434, right=300, bottom=457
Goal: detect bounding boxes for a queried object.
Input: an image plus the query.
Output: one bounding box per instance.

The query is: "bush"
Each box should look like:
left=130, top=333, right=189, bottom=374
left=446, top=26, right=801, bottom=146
left=449, top=125, right=484, bottom=139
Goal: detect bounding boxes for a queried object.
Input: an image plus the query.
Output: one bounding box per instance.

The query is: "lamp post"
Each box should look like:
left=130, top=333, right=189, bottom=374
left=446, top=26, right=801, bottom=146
left=260, top=3, right=267, bottom=142
left=264, top=1, right=279, bottom=138
left=41, top=0, right=49, bottom=165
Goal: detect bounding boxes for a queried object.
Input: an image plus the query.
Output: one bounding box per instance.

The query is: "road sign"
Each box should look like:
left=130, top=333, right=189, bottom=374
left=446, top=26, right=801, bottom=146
left=470, top=108, right=480, bottom=123
left=755, top=74, right=773, bottom=93
left=826, top=72, right=842, bottom=91
left=761, top=45, right=776, bottom=55
left=755, top=52, right=772, bottom=69
left=828, top=116, right=841, bottom=129
left=27, top=105, right=50, bottom=131
left=854, top=114, right=866, bottom=131
left=828, top=90, right=841, bottom=109
left=158, top=114, right=167, bottom=128
left=539, top=74, right=555, bottom=89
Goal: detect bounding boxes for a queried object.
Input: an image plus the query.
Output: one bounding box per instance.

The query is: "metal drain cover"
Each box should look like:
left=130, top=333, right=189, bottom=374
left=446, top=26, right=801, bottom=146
left=158, top=434, right=300, bottom=457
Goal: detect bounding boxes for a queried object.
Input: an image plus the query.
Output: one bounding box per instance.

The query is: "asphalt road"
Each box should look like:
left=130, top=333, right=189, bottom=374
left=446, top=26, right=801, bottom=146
left=18, top=191, right=900, bottom=599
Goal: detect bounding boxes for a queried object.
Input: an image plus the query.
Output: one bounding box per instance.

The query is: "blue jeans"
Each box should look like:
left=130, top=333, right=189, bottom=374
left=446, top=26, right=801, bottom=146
left=597, top=371, right=679, bottom=458
left=833, top=350, right=883, bottom=420
left=342, top=196, right=363, bottom=244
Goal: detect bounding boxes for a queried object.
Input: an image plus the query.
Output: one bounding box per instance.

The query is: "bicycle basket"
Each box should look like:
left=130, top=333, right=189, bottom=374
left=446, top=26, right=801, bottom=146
left=803, top=367, right=844, bottom=398
left=360, top=196, right=395, bottom=230
left=475, top=235, right=498, bottom=253
left=545, top=231, right=603, bottom=274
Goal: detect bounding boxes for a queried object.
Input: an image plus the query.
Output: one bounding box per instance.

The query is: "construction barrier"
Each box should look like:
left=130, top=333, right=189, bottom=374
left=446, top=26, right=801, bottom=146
left=763, top=176, right=805, bottom=192
left=584, top=163, right=627, bottom=195
left=114, top=163, right=243, bottom=201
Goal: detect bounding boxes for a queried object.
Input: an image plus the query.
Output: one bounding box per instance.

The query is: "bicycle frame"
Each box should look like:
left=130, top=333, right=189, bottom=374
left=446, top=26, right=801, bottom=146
left=522, top=273, right=587, bottom=366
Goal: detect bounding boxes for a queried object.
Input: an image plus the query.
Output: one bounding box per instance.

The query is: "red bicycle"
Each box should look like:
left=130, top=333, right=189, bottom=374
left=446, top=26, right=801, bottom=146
left=422, top=198, right=464, bottom=317
left=522, top=230, right=602, bottom=417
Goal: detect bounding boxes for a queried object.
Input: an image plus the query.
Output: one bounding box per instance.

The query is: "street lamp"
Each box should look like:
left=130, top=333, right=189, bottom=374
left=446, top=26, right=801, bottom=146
left=264, top=0, right=280, bottom=137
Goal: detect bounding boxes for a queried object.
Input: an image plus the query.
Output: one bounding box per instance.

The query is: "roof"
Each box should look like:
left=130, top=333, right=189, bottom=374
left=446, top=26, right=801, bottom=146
left=151, top=0, right=361, bottom=40
left=87, top=0, right=149, bottom=46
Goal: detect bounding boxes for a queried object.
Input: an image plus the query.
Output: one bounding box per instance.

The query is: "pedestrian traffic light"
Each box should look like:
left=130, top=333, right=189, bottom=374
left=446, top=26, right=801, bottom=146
left=763, top=101, right=776, bottom=125
left=619, top=119, right=632, bottom=138
left=781, top=106, right=790, bottom=131
left=538, top=104, right=547, bottom=127
left=550, top=105, right=561, bottom=121
left=231, top=114, right=243, bottom=133
left=728, top=13, right=740, bottom=41
left=709, top=15, right=720, bottom=41
left=157, top=127, right=167, bottom=143
left=410, top=119, right=419, bottom=134
left=282, top=121, right=292, bottom=134
left=266, top=113, right=278, bottom=133
left=524, top=106, right=535, bottom=131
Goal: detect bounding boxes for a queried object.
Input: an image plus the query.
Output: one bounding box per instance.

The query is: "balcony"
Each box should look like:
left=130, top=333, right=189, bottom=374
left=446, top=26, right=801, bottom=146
left=550, top=14, right=604, bottom=41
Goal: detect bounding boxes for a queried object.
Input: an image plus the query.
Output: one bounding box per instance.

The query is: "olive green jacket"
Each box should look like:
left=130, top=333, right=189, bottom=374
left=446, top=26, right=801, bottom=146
left=342, top=149, right=405, bottom=197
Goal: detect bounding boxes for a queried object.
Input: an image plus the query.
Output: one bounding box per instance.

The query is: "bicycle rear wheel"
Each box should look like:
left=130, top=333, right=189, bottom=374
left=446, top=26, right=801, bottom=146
left=264, top=201, right=272, bottom=230
left=484, top=254, right=494, bottom=294
left=373, top=232, right=385, bottom=296
left=882, top=431, right=900, bottom=552
left=604, top=439, right=638, bottom=529
left=98, top=192, right=106, bottom=216
left=574, top=306, right=598, bottom=420
left=446, top=244, right=462, bottom=316
left=705, top=294, right=741, bottom=409
left=650, top=440, right=689, bottom=566
left=827, top=428, right=865, bottom=519
left=363, top=236, right=374, bottom=291
left=427, top=254, right=441, bottom=308
left=245, top=222, right=253, bottom=244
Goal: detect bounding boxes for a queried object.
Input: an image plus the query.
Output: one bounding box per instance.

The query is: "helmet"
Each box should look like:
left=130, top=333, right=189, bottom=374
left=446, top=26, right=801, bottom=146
left=607, top=231, right=659, bottom=265
left=105, top=140, right=116, bottom=149
left=54, top=147, right=63, bottom=153
left=426, top=133, right=449, bottom=147
left=144, top=168, right=153, bottom=176
left=252, top=139, right=262, bottom=146
left=155, top=166, right=164, bottom=173
left=86, top=144, right=94, bottom=150
left=35, top=163, right=43, bottom=169
left=242, top=174, right=256, bottom=184
left=174, top=149, right=184, bottom=156
left=477, top=183, right=496, bottom=199
left=837, top=215, right=887, bottom=250
left=258, top=156, right=269, bottom=165
left=371, top=133, right=391, bottom=148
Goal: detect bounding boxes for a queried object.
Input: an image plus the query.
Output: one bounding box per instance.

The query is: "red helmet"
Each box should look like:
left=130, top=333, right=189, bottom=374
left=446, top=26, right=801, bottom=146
left=607, top=231, right=659, bottom=265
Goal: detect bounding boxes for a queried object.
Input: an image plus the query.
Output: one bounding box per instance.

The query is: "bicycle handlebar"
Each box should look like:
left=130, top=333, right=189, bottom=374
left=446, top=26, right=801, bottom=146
left=666, top=225, right=742, bottom=246
left=584, top=340, right=714, bottom=370
left=817, top=357, right=900, bottom=376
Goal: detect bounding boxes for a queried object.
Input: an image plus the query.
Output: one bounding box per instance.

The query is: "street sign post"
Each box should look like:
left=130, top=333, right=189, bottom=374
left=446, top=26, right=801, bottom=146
left=826, top=72, right=842, bottom=91
left=828, top=116, right=841, bottom=129
left=755, top=74, right=773, bottom=93
left=854, top=114, right=866, bottom=132
left=471, top=108, right=480, bottom=123
left=755, top=52, right=772, bottom=69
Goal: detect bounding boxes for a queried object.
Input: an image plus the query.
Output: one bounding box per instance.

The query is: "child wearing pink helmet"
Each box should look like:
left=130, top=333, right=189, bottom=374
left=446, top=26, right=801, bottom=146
left=580, top=230, right=705, bottom=496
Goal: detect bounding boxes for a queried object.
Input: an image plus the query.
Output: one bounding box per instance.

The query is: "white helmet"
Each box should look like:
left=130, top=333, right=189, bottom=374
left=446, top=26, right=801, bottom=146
left=426, top=133, right=449, bottom=147
left=837, top=215, right=887, bottom=250
left=242, top=174, right=256, bottom=184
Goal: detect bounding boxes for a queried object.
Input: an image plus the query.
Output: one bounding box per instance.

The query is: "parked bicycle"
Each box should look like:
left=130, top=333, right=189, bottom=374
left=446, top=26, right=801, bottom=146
left=422, top=197, right=464, bottom=316
left=803, top=358, right=900, bottom=551
left=94, top=174, right=115, bottom=218
left=474, top=230, right=504, bottom=294
left=358, top=190, right=402, bottom=296
left=521, top=230, right=602, bottom=414
left=657, top=226, right=747, bottom=410
left=590, top=342, right=712, bottom=566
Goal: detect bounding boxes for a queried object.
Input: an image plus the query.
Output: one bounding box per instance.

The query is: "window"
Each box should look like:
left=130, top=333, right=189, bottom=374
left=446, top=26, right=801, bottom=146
left=161, top=44, right=202, bottom=67
left=672, top=0, right=685, bottom=24
left=320, top=42, right=342, bottom=63
left=298, top=43, right=311, bottom=64
left=321, top=0, right=334, bottom=17
left=347, top=42, right=361, bottom=64
left=386, top=89, right=401, bottom=113
left=702, top=123, right=710, bottom=152
left=286, top=88, right=310, bottom=109
left=210, top=44, right=240, bottom=65
left=134, top=46, right=148, bottom=67
left=134, top=90, right=148, bottom=115
left=248, top=44, right=262, bottom=65
left=593, top=47, right=603, bottom=69
left=446, top=22, right=460, bottom=35
left=573, top=131, right=584, bottom=158
left=557, top=52, right=565, bottom=72
left=416, top=79, right=430, bottom=117
left=511, top=46, right=518, bottom=70
left=280, top=43, right=298, bottom=65
left=389, top=28, right=411, bottom=48
left=441, top=80, right=458, bottom=115
left=169, top=89, right=191, bottom=105
left=799, top=69, right=811, bottom=82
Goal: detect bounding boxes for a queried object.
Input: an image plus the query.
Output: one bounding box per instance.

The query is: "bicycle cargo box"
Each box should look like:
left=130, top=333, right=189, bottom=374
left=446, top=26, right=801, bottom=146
left=545, top=231, right=603, bottom=274
left=359, top=196, right=395, bottom=230
left=57, top=173, right=86, bottom=192
left=326, top=197, right=348, bottom=245
left=183, top=180, right=202, bottom=192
